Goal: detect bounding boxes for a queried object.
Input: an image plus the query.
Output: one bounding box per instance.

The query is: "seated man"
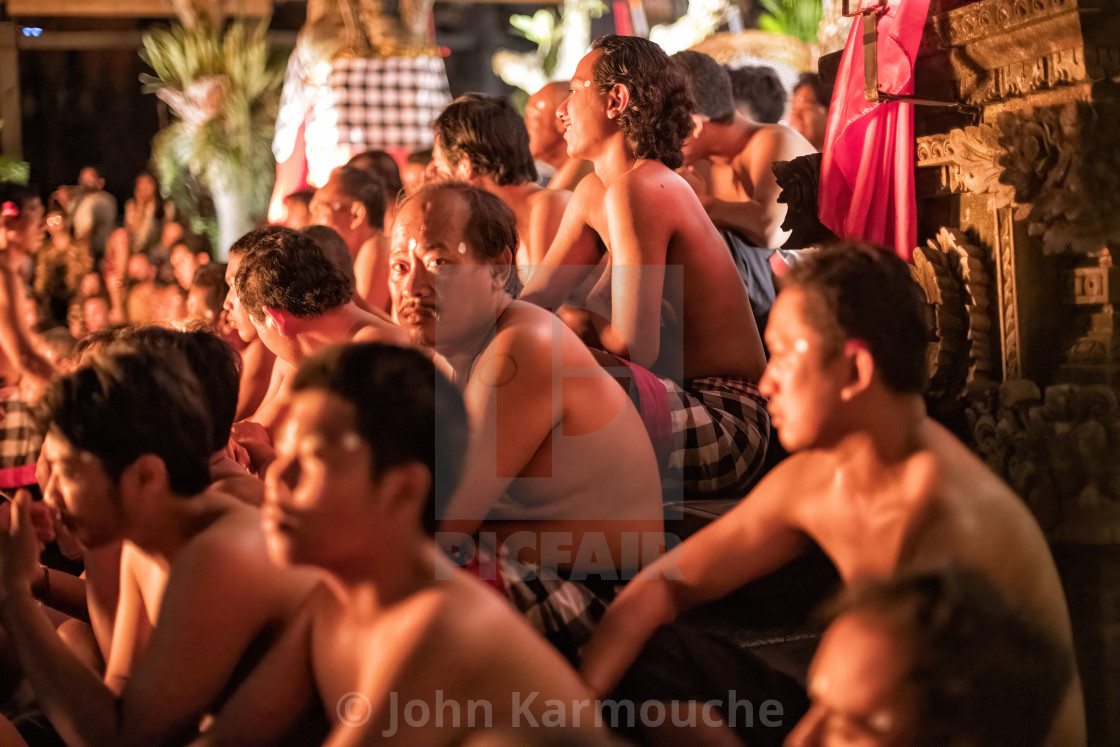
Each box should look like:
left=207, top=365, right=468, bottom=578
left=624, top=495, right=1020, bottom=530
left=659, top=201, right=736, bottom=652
left=522, top=36, right=771, bottom=499
left=223, top=236, right=280, bottom=424
left=788, top=568, right=1073, bottom=747
left=186, top=264, right=228, bottom=332
left=674, top=50, right=816, bottom=250
left=580, top=244, right=1085, bottom=745
left=199, top=343, right=609, bottom=745
left=526, top=82, right=594, bottom=192
left=430, top=94, right=570, bottom=274
left=233, top=225, right=407, bottom=440
left=309, top=166, right=392, bottom=313
left=0, top=345, right=319, bottom=745
left=389, top=182, right=663, bottom=663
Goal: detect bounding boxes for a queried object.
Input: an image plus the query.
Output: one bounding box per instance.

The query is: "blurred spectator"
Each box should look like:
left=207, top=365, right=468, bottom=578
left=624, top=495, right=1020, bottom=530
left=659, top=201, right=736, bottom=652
left=727, top=65, right=786, bottom=124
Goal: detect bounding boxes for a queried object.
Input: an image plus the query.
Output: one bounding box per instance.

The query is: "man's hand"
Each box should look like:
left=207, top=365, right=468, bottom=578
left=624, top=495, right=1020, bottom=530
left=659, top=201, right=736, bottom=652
left=0, top=490, right=45, bottom=601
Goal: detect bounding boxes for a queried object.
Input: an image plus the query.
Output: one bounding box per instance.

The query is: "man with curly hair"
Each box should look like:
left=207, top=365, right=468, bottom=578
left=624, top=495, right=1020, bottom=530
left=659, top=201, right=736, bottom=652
left=522, top=35, right=771, bottom=500
left=233, top=226, right=407, bottom=440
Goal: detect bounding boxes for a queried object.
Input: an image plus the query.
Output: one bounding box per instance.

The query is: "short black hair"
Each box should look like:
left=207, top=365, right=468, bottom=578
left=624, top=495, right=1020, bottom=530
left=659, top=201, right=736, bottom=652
left=400, top=182, right=522, bottom=298
left=38, top=345, right=212, bottom=496
left=300, top=224, right=356, bottom=293
left=830, top=568, right=1073, bottom=747
left=234, top=226, right=353, bottom=320
left=332, top=166, right=388, bottom=231
left=590, top=35, right=695, bottom=169
left=433, top=94, right=538, bottom=186
left=672, top=50, right=735, bottom=125
left=117, top=325, right=241, bottom=455
left=283, top=188, right=315, bottom=208
left=785, top=242, right=930, bottom=394
left=346, top=150, right=404, bottom=206
left=727, top=65, right=786, bottom=123
left=292, top=343, right=470, bottom=535
left=795, top=72, right=834, bottom=110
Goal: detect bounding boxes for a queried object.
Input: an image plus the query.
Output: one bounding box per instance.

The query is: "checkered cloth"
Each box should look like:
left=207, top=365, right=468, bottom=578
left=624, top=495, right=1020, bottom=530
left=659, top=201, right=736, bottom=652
left=275, top=51, right=451, bottom=182
left=494, top=540, right=620, bottom=667
left=0, top=389, right=43, bottom=489
left=661, top=377, right=771, bottom=499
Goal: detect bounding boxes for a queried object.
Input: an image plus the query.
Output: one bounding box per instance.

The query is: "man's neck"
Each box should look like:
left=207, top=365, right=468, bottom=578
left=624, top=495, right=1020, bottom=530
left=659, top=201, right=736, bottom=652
left=287, top=303, right=367, bottom=364
left=591, top=137, right=640, bottom=186
left=326, top=535, right=439, bottom=614
left=127, top=489, right=232, bottom=563
left=439, top=298, right=512, bottom=387
left=826, top=392, right=928, bottom=493
left=704, top=114, right=759, bottom=166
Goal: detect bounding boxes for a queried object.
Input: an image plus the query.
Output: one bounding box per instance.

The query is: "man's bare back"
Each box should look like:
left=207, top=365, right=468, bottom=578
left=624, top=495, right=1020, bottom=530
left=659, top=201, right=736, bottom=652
left=553, top=161, right=765, bottom=381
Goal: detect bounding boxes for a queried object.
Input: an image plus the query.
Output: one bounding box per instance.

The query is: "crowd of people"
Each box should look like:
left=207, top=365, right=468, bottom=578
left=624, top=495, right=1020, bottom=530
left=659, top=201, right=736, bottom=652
left=0, top=34, right=1081, bottom=746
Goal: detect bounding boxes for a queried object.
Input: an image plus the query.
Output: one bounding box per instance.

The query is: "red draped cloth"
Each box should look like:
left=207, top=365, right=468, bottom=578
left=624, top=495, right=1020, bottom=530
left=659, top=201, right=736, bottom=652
left=819, top=0, right=932, bottom=262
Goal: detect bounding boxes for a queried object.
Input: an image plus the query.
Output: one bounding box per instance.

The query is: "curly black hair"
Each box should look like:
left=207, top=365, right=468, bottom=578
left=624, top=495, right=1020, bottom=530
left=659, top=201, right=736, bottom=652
left=590, top=35, right=695, bottom=170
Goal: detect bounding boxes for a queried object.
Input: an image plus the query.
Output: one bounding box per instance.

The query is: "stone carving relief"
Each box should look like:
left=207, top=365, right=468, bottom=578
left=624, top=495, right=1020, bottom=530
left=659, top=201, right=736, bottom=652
left=966, top=379, right=1120, bottom=539
left=933, top=0, right=1075, bottom=49
left=995, top=100, right=1120, bottom=255
left=773, top=153, right=836, bottom=250
left=911, top=227, right=995, bottom=402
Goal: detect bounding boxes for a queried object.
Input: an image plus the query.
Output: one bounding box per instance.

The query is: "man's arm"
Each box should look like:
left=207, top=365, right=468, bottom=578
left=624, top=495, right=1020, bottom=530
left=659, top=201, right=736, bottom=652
left=0, top=263, right=54, bottom=385
left=579, top=465, right=811, bottom=696
left=524, top=189, right=571, bottom=270
left=598, top=174, right=675, bottom=369
left=354, top=235, right=391, bottom=315
left=196, top=586, right=326, bottom=746
left=521, top=179, right=605, bottom=309
left=438, top=321, right=561, bottom=538
left=114, top=529, right=306, bottom=746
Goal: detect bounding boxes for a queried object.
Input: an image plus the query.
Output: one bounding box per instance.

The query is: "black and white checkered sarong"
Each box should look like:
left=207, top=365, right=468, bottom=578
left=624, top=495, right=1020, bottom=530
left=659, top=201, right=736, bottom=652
left=495, top=541, right=619, bottom=667
left=661, top=377, right=770, bottom=498
left=0, top=389, right=42, bottom=489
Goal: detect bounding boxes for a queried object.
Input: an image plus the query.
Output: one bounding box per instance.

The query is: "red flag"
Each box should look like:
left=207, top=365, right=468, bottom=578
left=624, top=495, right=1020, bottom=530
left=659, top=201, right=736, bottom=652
left=819, top=0, right=931, bottom=262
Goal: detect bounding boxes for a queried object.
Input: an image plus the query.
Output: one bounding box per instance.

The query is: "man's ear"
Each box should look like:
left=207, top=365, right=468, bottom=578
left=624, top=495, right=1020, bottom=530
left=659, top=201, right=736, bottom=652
left=377, top=462, right=431, bottom=524
left=606, top=83, right=631, bottom=120
left=119, top=454, right=171, bottom=518
left=839, top=340, right=875, bottom=401
left=490, top=247, right=515, bottom=291
left=264, top=307, right=292, bottom=337
left=690, top=113, right=706, bottom=140
left=349, top=200, right=367, bottom=231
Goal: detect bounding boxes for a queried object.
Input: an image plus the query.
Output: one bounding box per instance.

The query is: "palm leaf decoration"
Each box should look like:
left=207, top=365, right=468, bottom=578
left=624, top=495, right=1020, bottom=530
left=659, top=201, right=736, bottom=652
left=140, top=18, right=283, bottom=219
left=758, top=0, right=824, bottom=44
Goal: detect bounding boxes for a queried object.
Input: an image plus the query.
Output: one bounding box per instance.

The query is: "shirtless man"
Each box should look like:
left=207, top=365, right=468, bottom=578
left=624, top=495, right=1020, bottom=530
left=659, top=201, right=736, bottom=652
left=309, top=166, right=392, bottom=313
left=430, top=94, right=570, bottom=273
left=198, top=342, right=609, bottom=745
left=389, top=182, right=662, bottom=663
left=234, top=225, right=407, bottom=441
left=580, top=244, right=1085, bottom=745
left=673, top=50, right=816, bottom=249
left=223, top=236, right=280, bottom=423
left=0, top=345, right=318, bottom=746
left=788, top=569, right=1073, bottom=747
left=526, top=82, right=594, bottom=192
left=522, top=35, right=771, bottom=499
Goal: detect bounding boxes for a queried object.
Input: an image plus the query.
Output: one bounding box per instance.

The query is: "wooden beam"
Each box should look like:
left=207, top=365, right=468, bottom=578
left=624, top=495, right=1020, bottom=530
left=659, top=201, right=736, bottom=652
left=11, top=29, right=297, bottom=50
left=5, top=0, right=271, bottom=17
left=0, top=22, right=21, bottom=160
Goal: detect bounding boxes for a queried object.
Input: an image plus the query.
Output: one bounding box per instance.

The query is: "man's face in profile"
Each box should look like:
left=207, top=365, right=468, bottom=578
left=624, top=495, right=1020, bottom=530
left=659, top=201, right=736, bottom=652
left=263, top=389, right=379, bottom=569
left=759, top=287, right=848, bottom=453
left=40, top=430, right=127, bottom=551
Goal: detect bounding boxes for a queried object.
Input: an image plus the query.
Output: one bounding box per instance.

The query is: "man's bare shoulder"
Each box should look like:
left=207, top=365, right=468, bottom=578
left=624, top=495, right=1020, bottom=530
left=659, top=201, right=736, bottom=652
left=352, top=315, right=408, bottom=346
left=528, top=187, right=571, bottom=215
left=722, top=452, right=834, bottom=528
left=739, top=124, right=816, bottom=165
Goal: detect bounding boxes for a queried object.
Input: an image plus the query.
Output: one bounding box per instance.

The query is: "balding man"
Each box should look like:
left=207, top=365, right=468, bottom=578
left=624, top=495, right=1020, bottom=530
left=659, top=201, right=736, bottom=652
left=525, top=81, right=594, bottom=192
